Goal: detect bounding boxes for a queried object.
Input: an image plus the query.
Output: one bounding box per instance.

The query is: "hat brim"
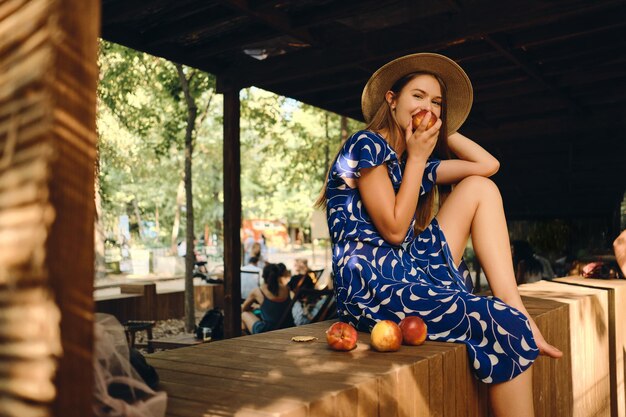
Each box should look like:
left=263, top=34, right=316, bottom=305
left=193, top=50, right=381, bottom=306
left=361, top=53, right=473, bottom=134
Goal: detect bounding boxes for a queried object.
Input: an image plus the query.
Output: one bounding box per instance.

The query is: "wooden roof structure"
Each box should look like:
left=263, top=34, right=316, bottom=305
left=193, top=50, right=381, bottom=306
left=101, top=0, right=626, bottom=220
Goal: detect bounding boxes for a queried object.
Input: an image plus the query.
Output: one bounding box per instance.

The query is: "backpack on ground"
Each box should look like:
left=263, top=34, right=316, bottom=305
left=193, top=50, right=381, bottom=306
left=195, top=308, right=224, bottom=340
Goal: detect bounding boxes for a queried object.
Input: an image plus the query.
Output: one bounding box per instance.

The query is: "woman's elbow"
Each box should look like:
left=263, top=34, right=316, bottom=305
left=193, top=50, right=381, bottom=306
left=484, top=158, right=500, bottom=177
left=382, top=231, right=406, bottom=246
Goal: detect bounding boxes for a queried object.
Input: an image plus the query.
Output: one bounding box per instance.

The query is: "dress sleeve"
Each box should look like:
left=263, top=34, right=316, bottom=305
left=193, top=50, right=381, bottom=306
left=334, top=131, right=397, bottom=181
left=420, top=158, right=440, bottom=196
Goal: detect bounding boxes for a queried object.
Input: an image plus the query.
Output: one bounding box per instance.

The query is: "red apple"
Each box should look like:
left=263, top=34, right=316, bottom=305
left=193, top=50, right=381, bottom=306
left=326, top=322, right=358, bottom=351
left=370, top=320, right=402, bottom=352
left=412, top=110, right=437, bottom=131
left=399, top=316, right=428, bottom=346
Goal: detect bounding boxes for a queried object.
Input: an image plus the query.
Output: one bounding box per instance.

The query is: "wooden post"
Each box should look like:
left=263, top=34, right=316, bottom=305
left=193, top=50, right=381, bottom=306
left=220, top=80, right=242, bottom=339
left=48, top=0, right=99, bottom=415
left=0, top=0, right=99, bottom=416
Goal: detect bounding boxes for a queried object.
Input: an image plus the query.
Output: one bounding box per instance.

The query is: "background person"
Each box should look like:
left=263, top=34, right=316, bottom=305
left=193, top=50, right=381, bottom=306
left=511, top=240, right=555, bottom=284
left=241, top=263, right=294, bottom=334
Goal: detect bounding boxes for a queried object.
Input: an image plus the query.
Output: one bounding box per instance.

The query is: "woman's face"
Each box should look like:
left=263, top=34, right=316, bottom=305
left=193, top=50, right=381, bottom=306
left=387, top=74, right=442, bottom=130
left=294, top=260, right=307, bottom=275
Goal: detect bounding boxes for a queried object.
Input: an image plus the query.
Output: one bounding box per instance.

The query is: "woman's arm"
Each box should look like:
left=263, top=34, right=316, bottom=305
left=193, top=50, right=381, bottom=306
left=241, top=288, right=261, bottom=312
left=436, top=132, right=500, bottom=184
left=359, top=116, right=441, bottom=245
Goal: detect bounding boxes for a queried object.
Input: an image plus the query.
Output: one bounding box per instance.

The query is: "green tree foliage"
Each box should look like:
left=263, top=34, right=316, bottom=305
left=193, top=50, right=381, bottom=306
left=97, top=41, right=219, bottom=246
left=97, top=42, right=362, bottom=250
left=240, top=89, right=362, bottom=226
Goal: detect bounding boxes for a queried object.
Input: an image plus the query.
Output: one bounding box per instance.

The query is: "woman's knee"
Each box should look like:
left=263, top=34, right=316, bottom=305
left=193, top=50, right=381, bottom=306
left=456, top=175, right=501, bottom=200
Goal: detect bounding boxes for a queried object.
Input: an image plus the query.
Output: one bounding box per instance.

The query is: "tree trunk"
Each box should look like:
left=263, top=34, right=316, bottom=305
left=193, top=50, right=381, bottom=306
left=94, top=175, right=106, bottom=281
left=132, top=197, right=145, bottom=240
left=177, top=64, right=198, bottom=332
left=340, top=115, right=348, bottom=141
left=170, top=179, right=184, bottom=253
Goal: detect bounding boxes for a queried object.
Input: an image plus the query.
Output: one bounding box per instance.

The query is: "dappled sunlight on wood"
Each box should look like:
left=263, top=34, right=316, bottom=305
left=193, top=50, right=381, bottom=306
left=140, top=279, right=626, bottom=416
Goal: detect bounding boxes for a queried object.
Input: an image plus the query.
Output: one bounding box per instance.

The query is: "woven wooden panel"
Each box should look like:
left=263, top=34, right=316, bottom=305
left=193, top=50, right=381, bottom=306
left=0, top=1, right=60, bottom=416
left=0, top=0, right=99, bottom=416
left=555, top=277, right=626, bottom=417
left=518, top=280, right=611, bottom=417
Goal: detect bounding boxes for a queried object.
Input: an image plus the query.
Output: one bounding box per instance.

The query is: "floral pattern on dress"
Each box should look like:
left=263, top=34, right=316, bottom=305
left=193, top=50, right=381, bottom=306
left=326, top=130, right=539, bottom=383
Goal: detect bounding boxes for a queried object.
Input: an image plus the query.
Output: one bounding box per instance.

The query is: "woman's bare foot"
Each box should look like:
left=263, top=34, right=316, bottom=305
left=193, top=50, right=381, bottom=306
left=528, top=317, right=562, bottom=358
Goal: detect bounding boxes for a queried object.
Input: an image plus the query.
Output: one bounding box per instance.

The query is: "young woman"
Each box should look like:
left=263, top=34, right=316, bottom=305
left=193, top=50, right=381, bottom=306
left=241, top=263, right=294, bottom=333
left=316, top=53, right=562, bottom=416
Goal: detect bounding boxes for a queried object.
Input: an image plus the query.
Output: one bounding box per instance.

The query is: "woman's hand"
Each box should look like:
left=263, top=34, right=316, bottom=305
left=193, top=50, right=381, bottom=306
left=404, top=111, right=441, bottom=162
left=528, top=316, right=563, bottom=358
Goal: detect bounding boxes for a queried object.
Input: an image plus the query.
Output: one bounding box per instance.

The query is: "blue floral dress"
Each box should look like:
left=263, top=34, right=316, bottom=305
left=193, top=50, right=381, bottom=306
left=326, top=130, right=539, bottom=383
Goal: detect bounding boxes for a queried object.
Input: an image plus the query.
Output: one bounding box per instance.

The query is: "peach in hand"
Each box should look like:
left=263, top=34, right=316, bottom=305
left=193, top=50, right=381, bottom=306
left=412, top=110, right=437, bottom=131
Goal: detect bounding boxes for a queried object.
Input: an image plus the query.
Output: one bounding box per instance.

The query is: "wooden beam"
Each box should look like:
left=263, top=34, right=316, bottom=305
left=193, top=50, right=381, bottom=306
left=140, top=6, right=247, bottom=48
left=481, top=34, right=584, bottom=114
left=524, top=34, right=625, bottom=66
left=221, top=80, right=242, bottom=339
left=188, top=26, right=278, bottom=59
left=510, top=5, right=626, bottom=49
left=217, top=0, right=316, bottom=46
left=101, top=25, right=228, bottom=79
left=221, top=0, right=624, bottom=87
left=291, top=0, right=400, bottom=29
left=101, top=0, right=175, bottom=24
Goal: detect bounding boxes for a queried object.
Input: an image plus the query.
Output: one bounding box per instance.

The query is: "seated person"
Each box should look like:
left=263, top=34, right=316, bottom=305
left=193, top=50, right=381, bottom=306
left=287, top=258, right=316, bottom=290
left=287, top=259, right=326, bottom=326
left=240, top=256, right=261, bottom=301
left=511, top=240, right=555, bottom=285
left=241, top=264, right=294, bottom=334
left=291, top=293, right=327, bottom=326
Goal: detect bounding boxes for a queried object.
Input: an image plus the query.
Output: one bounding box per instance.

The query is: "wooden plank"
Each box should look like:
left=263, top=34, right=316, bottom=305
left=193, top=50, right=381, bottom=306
left=152, top=358, right=351, bottom=416
left=149, top=333, right=205, bottom=350
left=150, top=337, right=417, bottom=417
left=518, top=280, right=610, bottom=417
left=165, top=383, right=308, bottom=417
left=555, top=277, right=626, bottom=417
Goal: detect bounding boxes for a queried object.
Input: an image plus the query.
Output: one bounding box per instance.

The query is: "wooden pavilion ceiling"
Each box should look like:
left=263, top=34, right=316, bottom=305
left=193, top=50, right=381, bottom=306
left=101, top=0, right=626, bottom=220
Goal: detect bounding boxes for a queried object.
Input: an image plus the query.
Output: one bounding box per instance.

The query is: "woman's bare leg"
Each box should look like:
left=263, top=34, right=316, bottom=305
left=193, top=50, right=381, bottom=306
left=435, top=176, right=562, bottom=416
left=435, top=176, right=561, bottom=356
left=242, top=311, right=260, bottom=333
left=489, top=365, right=535, bottom=417
left=436, top=176, right=524, bottom=301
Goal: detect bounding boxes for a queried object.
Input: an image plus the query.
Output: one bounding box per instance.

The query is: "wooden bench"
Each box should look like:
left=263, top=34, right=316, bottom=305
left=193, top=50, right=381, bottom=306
left=146, top=278, right=621, bottom=416
left=95, top=282, right=224, bottom=323
left=149, top=333, right=208, bottom=351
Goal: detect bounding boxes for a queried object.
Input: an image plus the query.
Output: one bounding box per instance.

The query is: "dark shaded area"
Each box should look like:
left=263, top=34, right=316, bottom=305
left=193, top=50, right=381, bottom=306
left=101, top=0, right=625, bottom=222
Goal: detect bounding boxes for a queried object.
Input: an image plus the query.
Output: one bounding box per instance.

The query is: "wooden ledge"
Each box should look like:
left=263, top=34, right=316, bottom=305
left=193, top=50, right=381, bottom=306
left=145, top=279, right=619, bottom=416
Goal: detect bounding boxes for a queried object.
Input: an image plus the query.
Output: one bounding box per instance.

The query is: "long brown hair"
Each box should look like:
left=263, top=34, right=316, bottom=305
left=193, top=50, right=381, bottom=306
left=262, top=263, right=281, bottom=296
left=314, top=71, right=452, bottom=234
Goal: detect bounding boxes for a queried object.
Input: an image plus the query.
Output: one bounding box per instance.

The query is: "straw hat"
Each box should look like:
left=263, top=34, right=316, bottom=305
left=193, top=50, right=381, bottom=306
left=361, top=53, right=473, bottom=133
